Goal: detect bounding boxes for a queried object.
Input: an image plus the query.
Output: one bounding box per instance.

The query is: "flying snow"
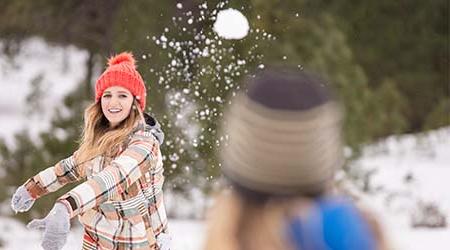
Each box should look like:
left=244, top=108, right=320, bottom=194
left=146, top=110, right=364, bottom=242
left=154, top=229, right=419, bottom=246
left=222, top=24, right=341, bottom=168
left=213, top=8, right=249, bottom=40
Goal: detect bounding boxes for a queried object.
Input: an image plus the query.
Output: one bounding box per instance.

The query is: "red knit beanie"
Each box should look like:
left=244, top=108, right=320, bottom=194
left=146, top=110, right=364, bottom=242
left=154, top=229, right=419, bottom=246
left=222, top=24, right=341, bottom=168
left=95, top=52, right=146, bottom=110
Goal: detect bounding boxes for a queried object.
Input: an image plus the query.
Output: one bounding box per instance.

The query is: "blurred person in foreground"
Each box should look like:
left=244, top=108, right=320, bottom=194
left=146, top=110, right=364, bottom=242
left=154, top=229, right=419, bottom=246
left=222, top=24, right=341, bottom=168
left=11, top=52, right=170, bottom=250
left=204, top=67, right=388, bottom=250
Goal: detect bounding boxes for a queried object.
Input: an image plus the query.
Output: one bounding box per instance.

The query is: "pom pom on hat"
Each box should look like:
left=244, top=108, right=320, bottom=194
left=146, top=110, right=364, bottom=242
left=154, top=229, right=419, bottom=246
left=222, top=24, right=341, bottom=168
left=95, top=52, right=147, bottom=110
left=108, top=52, right=136, bottom=67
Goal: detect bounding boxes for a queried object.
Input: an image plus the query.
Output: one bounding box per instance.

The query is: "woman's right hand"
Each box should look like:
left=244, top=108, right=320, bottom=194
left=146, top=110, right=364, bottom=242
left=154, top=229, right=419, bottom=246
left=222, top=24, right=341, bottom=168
left=11, top=185, right=35, bottom=213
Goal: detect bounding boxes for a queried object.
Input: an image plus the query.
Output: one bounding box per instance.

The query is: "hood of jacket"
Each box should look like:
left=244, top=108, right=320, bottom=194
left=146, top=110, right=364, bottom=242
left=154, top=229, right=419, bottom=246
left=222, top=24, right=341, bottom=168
left=143, top=113, right=165, bottom=146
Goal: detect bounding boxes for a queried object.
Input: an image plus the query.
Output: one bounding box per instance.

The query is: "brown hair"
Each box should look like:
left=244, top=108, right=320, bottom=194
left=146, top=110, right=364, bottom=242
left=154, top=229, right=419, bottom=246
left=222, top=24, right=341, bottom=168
left=75, top=99, right=143, bottom=175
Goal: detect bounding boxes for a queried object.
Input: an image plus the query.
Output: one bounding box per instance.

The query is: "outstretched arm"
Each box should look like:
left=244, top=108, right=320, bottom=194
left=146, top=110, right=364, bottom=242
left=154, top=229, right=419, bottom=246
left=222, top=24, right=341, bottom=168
left=11, top=152, right=83, bottom=213
left=58, top=132, right=160, bottom=218
left=24, top=152, right=82, bottom=199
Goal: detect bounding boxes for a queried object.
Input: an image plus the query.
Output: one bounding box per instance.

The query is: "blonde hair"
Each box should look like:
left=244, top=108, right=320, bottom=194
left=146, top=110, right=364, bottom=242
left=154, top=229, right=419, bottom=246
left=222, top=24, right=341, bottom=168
left=76, top=99, right=143, bottom=175
left=204, top=191, right=290, bottom=250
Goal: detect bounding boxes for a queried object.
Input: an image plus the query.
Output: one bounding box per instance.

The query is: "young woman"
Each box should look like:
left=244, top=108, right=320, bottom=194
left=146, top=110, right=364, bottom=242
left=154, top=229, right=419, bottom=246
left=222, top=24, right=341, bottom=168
left=11, top=52, right=170, bottom=250
left=204, top=68, right=389, bottom=250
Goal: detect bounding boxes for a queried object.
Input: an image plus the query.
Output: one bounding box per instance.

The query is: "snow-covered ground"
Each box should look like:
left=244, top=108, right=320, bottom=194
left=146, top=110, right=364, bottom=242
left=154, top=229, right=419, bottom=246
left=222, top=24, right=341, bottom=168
left=0, top=217, right=205, bottom=250
left=351, top=127, right=450, bottom=250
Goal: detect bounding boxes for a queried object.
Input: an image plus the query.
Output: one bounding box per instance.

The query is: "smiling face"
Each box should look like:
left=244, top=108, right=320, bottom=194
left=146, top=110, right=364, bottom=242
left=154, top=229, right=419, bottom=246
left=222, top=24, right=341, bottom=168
left=101, top=86, right=134, bottom=128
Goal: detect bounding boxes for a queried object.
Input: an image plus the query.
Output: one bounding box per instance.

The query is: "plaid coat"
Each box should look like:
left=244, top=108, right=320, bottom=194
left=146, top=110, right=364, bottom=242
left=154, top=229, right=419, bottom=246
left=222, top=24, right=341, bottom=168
left=24, top=118, right=168, bottom=250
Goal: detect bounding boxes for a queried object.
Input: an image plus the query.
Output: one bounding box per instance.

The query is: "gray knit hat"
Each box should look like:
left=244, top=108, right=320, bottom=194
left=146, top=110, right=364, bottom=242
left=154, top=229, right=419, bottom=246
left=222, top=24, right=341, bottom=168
left=221, top=67, right=344, bottom=196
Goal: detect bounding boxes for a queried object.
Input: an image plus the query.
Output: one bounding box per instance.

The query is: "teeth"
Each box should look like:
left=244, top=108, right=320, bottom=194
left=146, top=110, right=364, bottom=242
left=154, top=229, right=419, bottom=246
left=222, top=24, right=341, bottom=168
left=109, top=108, right=122, bottom=113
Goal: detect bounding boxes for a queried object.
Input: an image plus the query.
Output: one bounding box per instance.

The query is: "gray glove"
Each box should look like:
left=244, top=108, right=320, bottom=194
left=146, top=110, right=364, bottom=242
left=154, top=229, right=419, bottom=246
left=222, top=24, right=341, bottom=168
left=156, top=232, right=172, bottom=250
left=11, top=185, right=35, bottom=213
left=27, top=202, right=70, bottom=250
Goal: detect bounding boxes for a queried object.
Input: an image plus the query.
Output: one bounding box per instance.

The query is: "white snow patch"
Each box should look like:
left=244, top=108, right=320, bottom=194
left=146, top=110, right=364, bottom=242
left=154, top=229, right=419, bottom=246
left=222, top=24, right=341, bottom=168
left=0, top=37, right=88, bottom=146
left=350, top=127, right=450, bottom=250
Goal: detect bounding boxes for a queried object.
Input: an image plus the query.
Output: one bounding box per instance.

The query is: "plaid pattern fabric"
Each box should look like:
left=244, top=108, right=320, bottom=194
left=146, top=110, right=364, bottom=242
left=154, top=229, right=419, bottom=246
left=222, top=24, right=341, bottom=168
left=25, top=152, right=81, bottom=199
left=24, top=122, right=168, bottom=249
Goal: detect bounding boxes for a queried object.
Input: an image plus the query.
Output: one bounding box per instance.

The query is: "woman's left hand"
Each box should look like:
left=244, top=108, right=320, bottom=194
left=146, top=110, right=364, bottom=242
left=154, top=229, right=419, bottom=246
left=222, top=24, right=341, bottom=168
left=27, top=202, right=71, bottom=250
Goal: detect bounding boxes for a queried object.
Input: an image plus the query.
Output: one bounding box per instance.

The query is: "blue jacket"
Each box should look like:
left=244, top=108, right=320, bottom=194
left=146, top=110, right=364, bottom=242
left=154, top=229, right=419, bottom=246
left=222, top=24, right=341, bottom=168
left=288, top=197, right=377, bottom=250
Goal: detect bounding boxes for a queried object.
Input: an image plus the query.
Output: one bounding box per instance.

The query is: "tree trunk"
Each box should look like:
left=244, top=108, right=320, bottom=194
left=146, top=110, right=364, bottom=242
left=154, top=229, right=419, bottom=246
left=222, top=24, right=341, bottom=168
left=85, top=51, right=94, bottom=99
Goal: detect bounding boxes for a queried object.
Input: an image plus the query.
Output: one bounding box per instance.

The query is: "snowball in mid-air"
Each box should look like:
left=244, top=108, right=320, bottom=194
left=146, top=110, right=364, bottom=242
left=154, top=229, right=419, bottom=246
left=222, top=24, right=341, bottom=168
left=213, top=8, right=249, bottom=40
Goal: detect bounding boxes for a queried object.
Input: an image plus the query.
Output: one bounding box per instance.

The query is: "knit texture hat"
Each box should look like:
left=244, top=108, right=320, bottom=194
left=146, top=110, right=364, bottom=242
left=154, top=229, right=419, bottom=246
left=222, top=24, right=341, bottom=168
left=221, top=67, right=344, bottom=196
left=95, top=52, right=147, bottom=110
